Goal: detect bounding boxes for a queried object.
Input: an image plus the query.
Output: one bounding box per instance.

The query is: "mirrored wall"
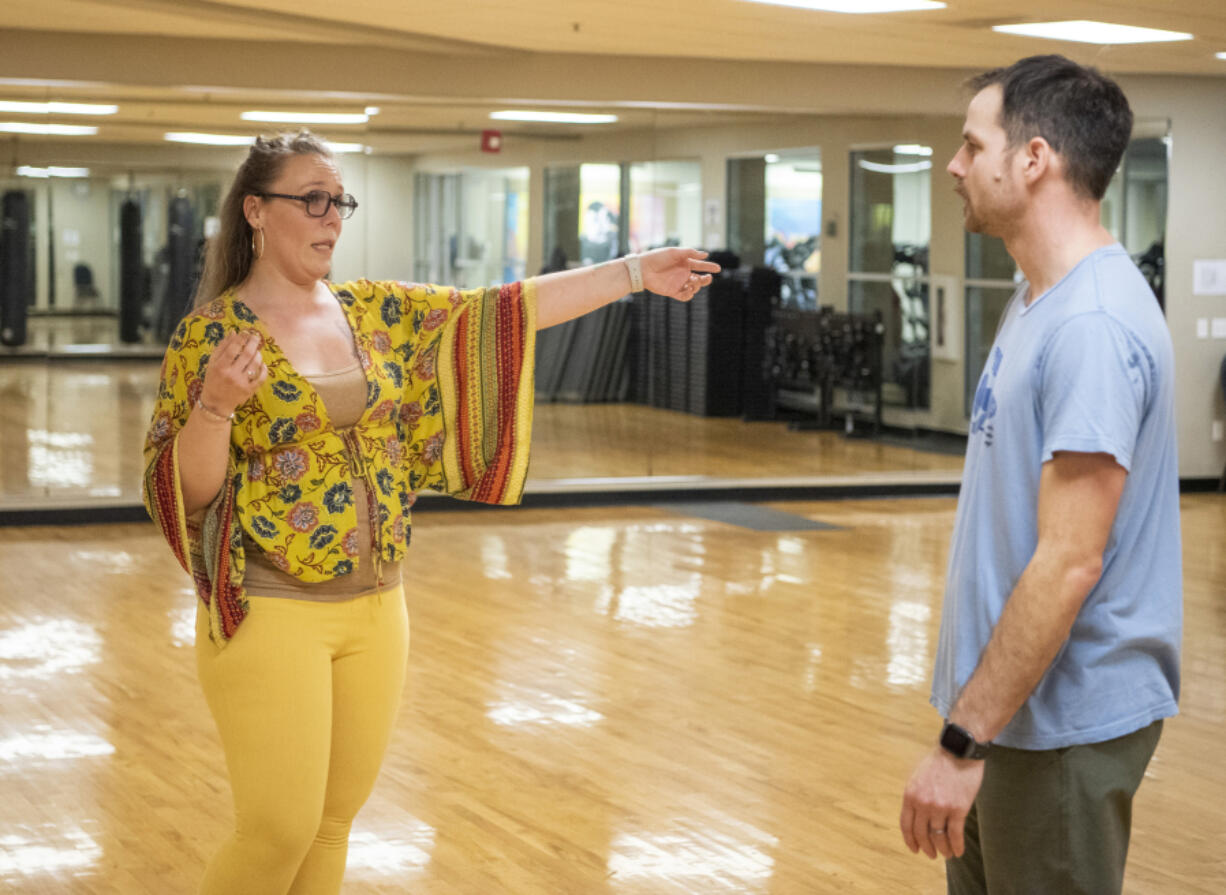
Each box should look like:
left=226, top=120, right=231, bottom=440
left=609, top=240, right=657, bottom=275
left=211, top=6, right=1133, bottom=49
left=848, top=145, right=932, bottom=410
left=0, top=122, right=1171, bottom=511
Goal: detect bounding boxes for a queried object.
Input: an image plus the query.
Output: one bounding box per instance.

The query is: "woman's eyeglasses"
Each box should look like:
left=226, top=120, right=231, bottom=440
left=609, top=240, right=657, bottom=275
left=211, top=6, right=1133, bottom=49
left=255, top=190, right=359, bottom=220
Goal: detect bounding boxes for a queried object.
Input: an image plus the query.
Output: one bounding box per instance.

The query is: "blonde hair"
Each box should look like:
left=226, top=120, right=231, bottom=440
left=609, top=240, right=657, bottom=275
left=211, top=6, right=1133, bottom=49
left=192, top=130, right=334, bottom=307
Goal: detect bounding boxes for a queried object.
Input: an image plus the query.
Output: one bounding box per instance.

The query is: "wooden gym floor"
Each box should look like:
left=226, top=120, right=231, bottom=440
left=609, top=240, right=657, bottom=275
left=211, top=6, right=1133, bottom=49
left=1, top=495, right=1223, bottom=893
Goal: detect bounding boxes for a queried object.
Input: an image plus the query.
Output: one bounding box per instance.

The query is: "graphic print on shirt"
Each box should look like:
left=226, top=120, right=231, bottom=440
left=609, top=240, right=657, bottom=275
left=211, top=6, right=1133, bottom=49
left=970, top=346, right=1002, bottom=447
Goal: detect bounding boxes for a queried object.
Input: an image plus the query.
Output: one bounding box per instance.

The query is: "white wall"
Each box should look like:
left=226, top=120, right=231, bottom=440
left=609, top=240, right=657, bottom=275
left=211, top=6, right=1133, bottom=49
left=330, top=154, right=415, bottom=285
left=49, top=178, right=113, bottom=310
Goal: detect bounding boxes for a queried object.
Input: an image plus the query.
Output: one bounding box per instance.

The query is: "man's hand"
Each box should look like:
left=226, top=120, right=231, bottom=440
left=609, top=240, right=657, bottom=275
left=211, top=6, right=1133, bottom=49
left=900, top=746, right=985, bottom=860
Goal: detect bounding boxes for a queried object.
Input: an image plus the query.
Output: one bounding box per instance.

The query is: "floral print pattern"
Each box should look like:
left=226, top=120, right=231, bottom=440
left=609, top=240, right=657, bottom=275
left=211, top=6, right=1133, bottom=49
left=143, top=278, right=536, bottom=602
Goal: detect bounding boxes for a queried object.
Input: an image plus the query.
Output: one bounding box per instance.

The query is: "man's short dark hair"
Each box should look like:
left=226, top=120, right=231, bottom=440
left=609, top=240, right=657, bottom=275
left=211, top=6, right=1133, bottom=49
left=969, top=55, right=1133, bottom=201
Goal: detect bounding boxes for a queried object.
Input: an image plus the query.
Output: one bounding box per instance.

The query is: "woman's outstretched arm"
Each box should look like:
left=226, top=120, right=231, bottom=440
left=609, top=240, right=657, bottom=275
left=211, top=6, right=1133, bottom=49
left=533, top=248, right=719, bottom=330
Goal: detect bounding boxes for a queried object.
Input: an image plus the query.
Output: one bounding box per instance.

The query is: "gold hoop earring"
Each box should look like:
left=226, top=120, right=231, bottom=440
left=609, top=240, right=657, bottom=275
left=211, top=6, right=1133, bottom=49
left=251, top=227, right=265, bottom=260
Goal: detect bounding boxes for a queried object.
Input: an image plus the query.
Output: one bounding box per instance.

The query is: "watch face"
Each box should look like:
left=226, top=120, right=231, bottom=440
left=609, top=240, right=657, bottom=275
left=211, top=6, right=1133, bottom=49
left=941, top=723, right=973, bottom=757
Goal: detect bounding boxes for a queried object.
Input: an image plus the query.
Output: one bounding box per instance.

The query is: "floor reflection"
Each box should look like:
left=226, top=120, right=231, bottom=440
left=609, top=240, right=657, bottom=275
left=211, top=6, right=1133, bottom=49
left=0, top=823, right=102, bottom=879
left=885, top=600, right=931, bottom=689
left=26, top=430, right=95, bottom=489
left=0, top=618, right=102, bottom=681
left=608, top=821, right=778, bottom=891
left=345, top=820, right=436, bottom=877
left=596, top=575, right=703, bottom=629
left=0, top=727, right=114, bottom=765
left=487, top=683, right=604, bottom=728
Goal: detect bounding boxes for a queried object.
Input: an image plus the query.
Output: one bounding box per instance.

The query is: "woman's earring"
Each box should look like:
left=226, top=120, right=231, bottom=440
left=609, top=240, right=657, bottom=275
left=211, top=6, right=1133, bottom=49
left=251, top=227, right=265, bottom=260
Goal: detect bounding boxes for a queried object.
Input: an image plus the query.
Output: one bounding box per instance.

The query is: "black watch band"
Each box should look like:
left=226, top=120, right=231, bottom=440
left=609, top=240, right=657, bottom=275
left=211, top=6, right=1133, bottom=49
left=939, top=721, right=991, bottom=760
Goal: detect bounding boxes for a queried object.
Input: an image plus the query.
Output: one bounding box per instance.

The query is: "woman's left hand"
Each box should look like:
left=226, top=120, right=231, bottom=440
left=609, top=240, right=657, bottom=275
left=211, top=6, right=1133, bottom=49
left=640, top=248, right=721, bottom=301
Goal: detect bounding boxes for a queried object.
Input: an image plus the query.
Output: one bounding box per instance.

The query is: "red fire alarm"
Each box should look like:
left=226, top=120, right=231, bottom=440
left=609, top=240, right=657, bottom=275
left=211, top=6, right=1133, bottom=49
left=481, top=130, right=503, bottom=153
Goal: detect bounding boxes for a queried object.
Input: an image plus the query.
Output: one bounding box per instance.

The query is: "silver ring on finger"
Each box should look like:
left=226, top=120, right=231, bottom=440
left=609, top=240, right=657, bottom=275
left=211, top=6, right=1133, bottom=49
left=930, top=829, right=946, bottom=835
left=246, top=368, right=256, bottom=380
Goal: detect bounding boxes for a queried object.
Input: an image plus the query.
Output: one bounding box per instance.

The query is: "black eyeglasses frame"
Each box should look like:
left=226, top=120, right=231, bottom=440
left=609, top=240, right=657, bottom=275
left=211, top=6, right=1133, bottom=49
left=254, top=190, right=359, bottom=219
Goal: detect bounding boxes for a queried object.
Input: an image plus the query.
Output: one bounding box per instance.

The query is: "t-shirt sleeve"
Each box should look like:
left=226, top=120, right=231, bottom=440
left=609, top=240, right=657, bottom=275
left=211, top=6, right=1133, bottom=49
left=388, top=279, right=537, bottom=504
left=1037, top=311, right=1149, bottom=472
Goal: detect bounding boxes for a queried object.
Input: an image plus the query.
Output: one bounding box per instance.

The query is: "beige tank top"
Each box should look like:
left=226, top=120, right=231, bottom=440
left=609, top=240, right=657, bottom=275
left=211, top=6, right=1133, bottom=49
left=241, top=358, right=402, bottom=601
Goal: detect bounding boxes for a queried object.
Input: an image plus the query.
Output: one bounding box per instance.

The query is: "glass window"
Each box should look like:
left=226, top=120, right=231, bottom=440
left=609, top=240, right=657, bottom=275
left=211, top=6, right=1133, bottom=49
left=578, top=163, right=623, bottom=265
left=544, top=161, right=703, bottom=273
left=542, top=163, right=624, bottom=270
left=964, top=284, right=1016, bottom=416
left=963, top=232, right=1017, bottom=416
left=1102, top=133, right=1168, bottom=309
left=848, top=145, right=932, bottom=408
left=765, top=152, right=821, bottom=309
left=726, top=156, right=766, bottom=266
left=726, top=150, right=821, bottom=308
left=628, top=160, right=701, bottom=253
left=542, top=166, right=580, bottom=271
left=413, top=167, right=529, bottom=288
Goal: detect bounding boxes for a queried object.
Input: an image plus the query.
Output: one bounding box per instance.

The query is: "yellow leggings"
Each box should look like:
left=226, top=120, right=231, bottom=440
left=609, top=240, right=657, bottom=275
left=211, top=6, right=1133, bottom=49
left=194, top=587, right=409, bottom=895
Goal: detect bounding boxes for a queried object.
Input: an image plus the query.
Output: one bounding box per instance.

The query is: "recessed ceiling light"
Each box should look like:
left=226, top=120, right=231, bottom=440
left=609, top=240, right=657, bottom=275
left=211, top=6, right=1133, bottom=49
left=326, top=142, right=366, bottom=154
left=893, top=144, right=933, bottom=156
left=0, top=101, right=117, bottom=115
left=859, top=159, right=933, bottom=174
left=17, top=166, right=90, bottom=178
left=0, top=122, right=98, bottom=135
left=1216, top=52, right=1226, bottom=60
left=164, top=132, right=254, bottom=146
left=490, top=110, right=618, bottom=124
left=765, top=153, right=781, bottom=163
left=364, top=106, right=381, bottom=116
left=992, top=21, right=1193, bottom=44
left=740, top=0, right=944, bottom=12
left=241, top=111, right=368, bottom=124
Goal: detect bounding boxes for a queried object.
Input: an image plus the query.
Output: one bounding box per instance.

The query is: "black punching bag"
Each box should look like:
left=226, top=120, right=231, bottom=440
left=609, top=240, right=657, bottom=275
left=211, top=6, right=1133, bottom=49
left=119, top=199, right=143, bottom=343
left=0, top=191, right=31, bottom=347
left=156, top=194, right=195, bottom=342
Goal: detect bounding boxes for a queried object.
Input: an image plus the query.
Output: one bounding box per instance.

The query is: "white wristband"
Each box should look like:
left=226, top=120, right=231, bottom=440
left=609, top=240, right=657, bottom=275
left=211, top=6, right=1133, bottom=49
left=623, top=254, right=644, bottom=294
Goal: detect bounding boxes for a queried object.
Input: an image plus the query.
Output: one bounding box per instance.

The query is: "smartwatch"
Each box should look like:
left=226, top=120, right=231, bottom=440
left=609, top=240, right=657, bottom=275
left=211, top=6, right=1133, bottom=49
left=939, top=721, right=991, bottom=760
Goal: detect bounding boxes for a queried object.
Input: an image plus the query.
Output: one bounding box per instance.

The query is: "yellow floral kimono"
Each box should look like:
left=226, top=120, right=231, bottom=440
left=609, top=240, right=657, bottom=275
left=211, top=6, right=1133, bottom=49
left=143, top=278, right=536, bottom=645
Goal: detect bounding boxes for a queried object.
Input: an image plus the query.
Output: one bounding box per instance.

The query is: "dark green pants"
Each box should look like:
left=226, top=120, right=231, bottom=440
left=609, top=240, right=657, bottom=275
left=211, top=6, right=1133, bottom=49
left=947, top=720, right=1163, bottom=895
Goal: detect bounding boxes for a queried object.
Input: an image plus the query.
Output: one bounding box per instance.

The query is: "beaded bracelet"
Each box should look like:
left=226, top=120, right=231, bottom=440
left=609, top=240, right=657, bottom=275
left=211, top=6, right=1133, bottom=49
left=195, top=398, right=235, bottom=424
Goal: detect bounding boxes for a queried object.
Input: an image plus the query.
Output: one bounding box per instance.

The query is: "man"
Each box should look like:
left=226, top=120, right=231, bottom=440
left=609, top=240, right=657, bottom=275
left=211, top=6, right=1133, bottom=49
left=900, top=55, right=1181, bottom=895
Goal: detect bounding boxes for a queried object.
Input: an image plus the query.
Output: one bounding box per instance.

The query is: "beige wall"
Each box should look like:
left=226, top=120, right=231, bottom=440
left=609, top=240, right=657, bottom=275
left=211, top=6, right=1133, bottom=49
left=7, top=64, right=1223, bottom=477
left=1122, top=75, right=1226, bottom=479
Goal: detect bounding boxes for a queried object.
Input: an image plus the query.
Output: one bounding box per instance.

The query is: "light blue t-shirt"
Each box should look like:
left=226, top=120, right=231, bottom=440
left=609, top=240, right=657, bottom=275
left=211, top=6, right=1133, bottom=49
left=931, top=243, right=1181, bottom=750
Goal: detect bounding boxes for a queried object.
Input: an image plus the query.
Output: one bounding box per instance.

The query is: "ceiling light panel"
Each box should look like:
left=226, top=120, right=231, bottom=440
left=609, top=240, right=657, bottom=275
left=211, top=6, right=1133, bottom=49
left=0, top=122, right=99, bottom=135
left=241, top=111, right=368, bottom=124
left=17, top=166, right=91, bottom=178
left=490, top=111, right=618, bottom=124
left=992, top=21, right=1193, bottom=44
left=164, top=132, right=254, bottom=146
left=0, top=101, right=117, bottom=115
left=740, top=0, right=945, bottom=12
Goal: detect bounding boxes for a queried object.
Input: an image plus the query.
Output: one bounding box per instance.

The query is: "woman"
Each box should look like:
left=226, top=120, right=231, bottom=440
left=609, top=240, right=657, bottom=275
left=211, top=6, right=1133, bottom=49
left=142, top=130, right=716, bottom=895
